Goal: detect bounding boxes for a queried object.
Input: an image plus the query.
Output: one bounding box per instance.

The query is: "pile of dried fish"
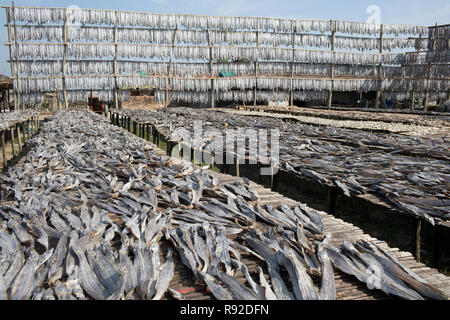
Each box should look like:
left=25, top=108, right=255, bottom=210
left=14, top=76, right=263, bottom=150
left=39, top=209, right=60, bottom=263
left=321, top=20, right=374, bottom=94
left=0, top=110, right=326, bottom=300
left=0, top=110, right=40, bottom=131
left=323, top=240, right=446, bottom=300
left=234, top=105, right=450, bottom=128
left=0, top=110, right=446, bottom=300
left=225, top=109, right=446, bottom=136
left=113, top=108, right=450, bottom=225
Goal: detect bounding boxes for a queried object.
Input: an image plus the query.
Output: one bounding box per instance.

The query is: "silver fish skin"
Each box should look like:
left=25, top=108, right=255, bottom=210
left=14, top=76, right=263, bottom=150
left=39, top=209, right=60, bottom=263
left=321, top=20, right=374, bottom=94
left=54, top=281, right=76, bottom=300
left=3, top=251, right=24, bottom=288
left=215, top=228, right=234, bottom=276
left=0, top=274, right=6, bottom=300
left=119, top=246, right=138, bottom=293
left=153, top=249, right=175, bottom=300
left=133, top=243, right=153, bottom=299
left=317, top=243, right=336, bottom=300
left=0, top=229, right=18, bottom=256
left=7, top=220, right=33, bottom=246
left=355, top=240, right=447, bottom=300
left=192, top=228, right=209, bottom=273
left=71, top=243, right=110, bottom=300
left=217, top=271, right=258, bottom=300
left=86, top=249, right=124, bottom=300
left=280, top=248, right=320, bottom=300
left=256, top=266, right=278, bottom=300
left=267, top=261, right=295, bottom=300
left=10, top=251, right=40, bottom=300
left=232, top=259, right=265, bottom=299
left=199, top=271, right=232, bottom=300
left=48, top=232, right=69, bottom=283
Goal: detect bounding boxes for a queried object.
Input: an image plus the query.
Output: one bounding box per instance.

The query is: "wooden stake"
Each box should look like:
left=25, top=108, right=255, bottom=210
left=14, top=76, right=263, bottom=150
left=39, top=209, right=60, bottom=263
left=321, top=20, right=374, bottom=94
left=16, top=123, right=22, bottom=152
left=254, top=25, right=259, bottom=106
left=10, top=126, right=15, bottom=156
left=328, top=20, right=336, bottom=108
left=414, top=219, right=422, bottom=262
left=1, top=130, right=6, bottom=167
left=290, top=27, right=296, bottom=107
left=114, top=11, right=119, bottom=109
left=62, top=8, right=68, bottom=109
left=375, top=24, right=384, bottom=109
left=5, top=6, right=17, bottom=111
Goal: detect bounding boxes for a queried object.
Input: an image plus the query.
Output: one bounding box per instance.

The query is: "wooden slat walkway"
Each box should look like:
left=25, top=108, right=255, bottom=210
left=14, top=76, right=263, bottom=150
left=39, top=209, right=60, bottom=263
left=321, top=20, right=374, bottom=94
left=143, top=134, right=450, bottom=300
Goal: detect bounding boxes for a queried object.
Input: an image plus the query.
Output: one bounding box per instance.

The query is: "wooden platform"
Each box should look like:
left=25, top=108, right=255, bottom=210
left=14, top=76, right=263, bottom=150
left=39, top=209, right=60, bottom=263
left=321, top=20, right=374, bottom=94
left=143, top=132, right=450, bottom=300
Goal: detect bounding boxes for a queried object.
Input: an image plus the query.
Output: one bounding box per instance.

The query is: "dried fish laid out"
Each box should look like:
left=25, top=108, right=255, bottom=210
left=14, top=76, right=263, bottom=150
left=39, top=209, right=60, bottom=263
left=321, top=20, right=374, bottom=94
left=114, top=108, right=450, bottom=225
left=0, top=110, right=40, bottom=131
left=2, top=110, right=444, bottom=300
left=323, top=240, right=447, bottom=300
left=0, top=110, right=324, bottom=300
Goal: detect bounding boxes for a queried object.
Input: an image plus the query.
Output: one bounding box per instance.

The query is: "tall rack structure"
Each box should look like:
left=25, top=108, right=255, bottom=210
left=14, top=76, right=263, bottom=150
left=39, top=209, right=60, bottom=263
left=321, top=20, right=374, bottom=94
left=3, top=5, right=449, bottom=109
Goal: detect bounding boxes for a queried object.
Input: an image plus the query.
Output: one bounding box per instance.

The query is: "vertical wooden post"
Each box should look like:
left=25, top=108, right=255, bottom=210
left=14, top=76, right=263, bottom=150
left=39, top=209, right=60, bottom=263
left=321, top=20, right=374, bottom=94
left=62, top=8, right=68, bottom=109
left=375, top=24, right=384, bottom=109
left=10, top=126, right=16, bottom=157
left=290, top=27, right=296, bottom=107
left=207, top=21, right=215, bottom=108
left=16, top=123, right=22, bottom=152
left=6, top=6, right=18, bottom=111
left=328, top=20, right=336, bottom=108
left=12, top=2, right=21, bottom=110
left=1, top=130, right=6, bottom=168
left=414, top=218, right=422, bottom=262
left=424, top=23, right=438, bottom=111
left=254, top=24, right=259, bottom=106
left=235, top=157, right=240, bottom=177
left=27, top=120, right=31, bottom=140
left=20, top=121, right=25, bottom=145
left=152, top=125, right=157, bottom=144
left=114, top=11, right=119, bottom=109
left=166, top=25, right=178, bottom=108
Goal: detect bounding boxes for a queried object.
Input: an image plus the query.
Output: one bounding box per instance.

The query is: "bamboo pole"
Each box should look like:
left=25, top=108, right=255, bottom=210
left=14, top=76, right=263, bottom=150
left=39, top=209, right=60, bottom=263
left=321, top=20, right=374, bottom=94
left=62, top=8, right=68, bottom=109
left=424, top=23, right=438, bottom=111
left=11, top=1, right=20, bottom=110
left=10, top=126, right=16, bottom=156
left=166, top=25, right=178, bottom=108
left=254, top=27, right=259, bottom=106
left=207, top=21, right=215, bottom=108
left=5, top=6, right=17, bottom=111
left=16, top=123, right=22, bottom=152
left=328, top=20, right=336, bottom=108
left=375, top=24, right=384, bottom=109
left=114, top=11, right=119, bottom=109
left=1, top=130, right=6, bottom=167
left=289, top=27, right=296, bottom=107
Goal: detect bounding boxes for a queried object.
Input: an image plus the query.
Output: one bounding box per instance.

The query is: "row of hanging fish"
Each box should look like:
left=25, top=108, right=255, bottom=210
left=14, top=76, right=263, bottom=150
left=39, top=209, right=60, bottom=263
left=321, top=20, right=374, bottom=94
left=0, top=110, right=39, bottom=131
left=10, top=7, right=428, bottom=35
left=12, top=25, right=429, bottom=52
left=0, top=110, right=330, bottom=300
left=58, top=90, right=131, bottom=104
left=113, top=108, right=450, bottom=225
left=11, top=43, right=410, bottom=65
left=13, top=76, right=448, bottom=101
left=16, top=60, right=449, bottom=81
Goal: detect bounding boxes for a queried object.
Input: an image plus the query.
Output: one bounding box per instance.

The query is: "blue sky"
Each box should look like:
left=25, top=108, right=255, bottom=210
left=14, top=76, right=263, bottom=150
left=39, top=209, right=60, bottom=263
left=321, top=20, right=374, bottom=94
left=1, top=0, right=449, bottom=75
